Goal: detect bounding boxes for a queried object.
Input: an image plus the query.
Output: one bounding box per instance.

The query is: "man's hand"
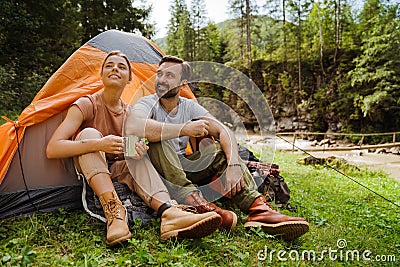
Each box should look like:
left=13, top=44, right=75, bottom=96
left=224, top=164, right=245, bottom=197
left=182, top=119, right=210, bottom=137
left=131, top=140, right=149, bottom=160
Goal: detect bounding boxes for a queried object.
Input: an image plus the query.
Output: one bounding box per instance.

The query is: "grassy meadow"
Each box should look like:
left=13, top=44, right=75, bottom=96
left=1, top=151, right=399, bottom=266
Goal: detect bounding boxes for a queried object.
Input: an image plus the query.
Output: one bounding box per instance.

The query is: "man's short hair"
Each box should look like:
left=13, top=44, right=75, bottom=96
left=159, top=55, right=191, bottom=81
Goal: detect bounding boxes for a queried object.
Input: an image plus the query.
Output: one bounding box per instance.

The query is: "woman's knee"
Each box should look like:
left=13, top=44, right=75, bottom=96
left=75, top=128, right=102, bottom=140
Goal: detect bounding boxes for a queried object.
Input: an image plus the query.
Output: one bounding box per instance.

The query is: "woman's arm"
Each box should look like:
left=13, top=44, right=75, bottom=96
left=46, top=106, right=97, bottom=158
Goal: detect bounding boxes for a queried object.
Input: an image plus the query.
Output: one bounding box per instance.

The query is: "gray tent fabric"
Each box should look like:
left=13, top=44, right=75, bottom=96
left=87, top=30, right=162, bottom=64
left=0, top=111, right=82, bottom=219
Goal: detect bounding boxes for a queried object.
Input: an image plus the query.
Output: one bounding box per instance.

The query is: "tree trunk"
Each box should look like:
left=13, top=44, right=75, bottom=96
left=318, top=3, right=326, bottom=76
left=240, top=2, right=245, bottom=61
left=245, top=0, right=252, bottom=69
left=334, top=0, right=341, bottom=66
left=297, top=0, right=302, bottom=94
left=283, top=0, right=287, bottom=71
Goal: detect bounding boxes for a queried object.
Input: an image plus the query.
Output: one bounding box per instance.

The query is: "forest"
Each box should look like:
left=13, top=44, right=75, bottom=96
left=1, top=0, right=399, bottom=134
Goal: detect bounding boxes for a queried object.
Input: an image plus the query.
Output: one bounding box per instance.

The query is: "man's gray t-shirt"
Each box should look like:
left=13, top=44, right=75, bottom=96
left=131, top=94, right=208, bottom=154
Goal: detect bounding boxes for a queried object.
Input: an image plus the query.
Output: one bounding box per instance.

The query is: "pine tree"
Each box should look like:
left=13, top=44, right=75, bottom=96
left=166, top=0, right=194, bottom=60
left=348, top=1, right=400, bottom=131
left=190, top=0, right=208, bottom=60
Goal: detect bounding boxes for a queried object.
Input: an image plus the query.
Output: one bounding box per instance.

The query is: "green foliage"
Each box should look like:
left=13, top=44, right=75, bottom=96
left=199, top=22, right=223, bottom=62
left=78, top=0, right=154, bottom=43
left=348, top=2, right=400, bottom=131
left=1, top=151, right=399, bottom=266
left=166, top=0, right=222, bottom=62
left=1, top=0, right=400, bottom=133
left=166, top=0, right=194, bottom=60
left=0, top=0, right=80, bottom=114
left=164, top=0, right=400, bottom=133
left=0, top=0, right=153, bottom=116
left=0, top=65, right=18, bottom=114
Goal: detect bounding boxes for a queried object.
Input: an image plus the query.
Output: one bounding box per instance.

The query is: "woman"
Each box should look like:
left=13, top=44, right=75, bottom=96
left=46, top=51, right=221, bottom=246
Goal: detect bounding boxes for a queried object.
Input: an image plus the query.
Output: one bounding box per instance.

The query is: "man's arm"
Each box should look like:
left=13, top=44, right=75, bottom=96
left=126, top=109, right=210, bottom=142
left=203, top=114, right=244, bottom=197
left=203, top=114, right=240, bottom=164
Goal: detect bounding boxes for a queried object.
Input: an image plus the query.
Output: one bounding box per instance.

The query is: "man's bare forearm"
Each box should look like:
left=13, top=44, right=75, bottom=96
left=219, top=127, right=240, bottom=164
left=125, top=116, right=185, bottom=142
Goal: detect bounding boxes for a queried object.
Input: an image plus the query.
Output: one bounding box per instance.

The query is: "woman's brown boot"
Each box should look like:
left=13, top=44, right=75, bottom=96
left=99, top=190, right=132, bottom=246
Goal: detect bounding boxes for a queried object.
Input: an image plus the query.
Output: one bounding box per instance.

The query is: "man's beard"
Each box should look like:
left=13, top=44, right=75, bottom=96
left=156, top=83, right=180, bottom=99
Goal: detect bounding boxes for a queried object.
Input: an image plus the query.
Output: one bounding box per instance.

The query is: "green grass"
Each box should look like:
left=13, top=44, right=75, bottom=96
left=1, top=151, right=399, bottom=266
left=0, top=110, right=19, bottom=125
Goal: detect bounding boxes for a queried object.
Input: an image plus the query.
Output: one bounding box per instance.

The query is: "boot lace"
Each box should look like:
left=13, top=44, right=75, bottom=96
left=105, top=199, right=123, bottom=221
left=171, top=200, right=198, bottom=214
left=190, top=192, right=215, bottom=211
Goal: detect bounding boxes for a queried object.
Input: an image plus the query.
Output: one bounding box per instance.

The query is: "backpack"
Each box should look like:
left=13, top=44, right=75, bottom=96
left=238, top=145, right=295, bottom=211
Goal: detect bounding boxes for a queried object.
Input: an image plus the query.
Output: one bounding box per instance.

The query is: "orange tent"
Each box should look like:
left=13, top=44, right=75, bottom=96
left=0, top=30, right=195, bottom=219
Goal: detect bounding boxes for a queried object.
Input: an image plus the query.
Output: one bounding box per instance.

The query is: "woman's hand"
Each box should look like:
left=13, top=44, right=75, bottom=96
left=100, top=135, right=124, bottom=154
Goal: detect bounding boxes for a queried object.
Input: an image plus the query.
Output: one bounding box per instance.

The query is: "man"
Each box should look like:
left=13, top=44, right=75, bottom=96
left=46, top=51, right=222, bottom=246
left=127, top=55, right=309, bottom=240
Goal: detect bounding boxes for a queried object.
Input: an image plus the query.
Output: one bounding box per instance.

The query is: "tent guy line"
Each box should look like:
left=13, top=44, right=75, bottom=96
left=14, top=123, right=37, bottom=212
left=277, top=135, right=400, bottom=209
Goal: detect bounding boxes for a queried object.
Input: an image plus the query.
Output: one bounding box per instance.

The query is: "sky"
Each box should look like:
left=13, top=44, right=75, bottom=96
left=146, top=0, right=231, bottom=39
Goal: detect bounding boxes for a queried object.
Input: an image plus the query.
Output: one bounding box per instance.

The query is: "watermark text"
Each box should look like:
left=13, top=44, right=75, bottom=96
left=257, top=239, right=397, bottom=263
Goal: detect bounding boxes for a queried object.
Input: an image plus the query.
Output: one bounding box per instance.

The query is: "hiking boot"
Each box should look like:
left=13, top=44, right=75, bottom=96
left=99, top=190, right=132, bottom=246
left=160, top=201, right=222, bottom=240
left=184, top=191, right=237, bottom=231
left=244, top=195, right=309, bottom=240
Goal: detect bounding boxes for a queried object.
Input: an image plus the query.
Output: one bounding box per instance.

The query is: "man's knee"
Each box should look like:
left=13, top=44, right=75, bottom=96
left=148, top=141, right=162, bottom=152
left=203, top=143, right=226, bottom=166
left=148, top=141, right=178, bottom=159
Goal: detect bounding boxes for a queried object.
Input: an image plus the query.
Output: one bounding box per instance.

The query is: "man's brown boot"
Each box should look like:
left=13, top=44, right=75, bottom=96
left=160, top=201, right=222, bottom=240
left=244, top=195, right=309, bottom=240
left=99, top=191, right=132, bottom=246
left=184, top=191, right=237, bottom=231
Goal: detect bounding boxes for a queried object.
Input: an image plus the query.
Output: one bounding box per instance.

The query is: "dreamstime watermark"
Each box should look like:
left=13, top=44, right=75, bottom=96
left=257, top=239, right=397, bottom=263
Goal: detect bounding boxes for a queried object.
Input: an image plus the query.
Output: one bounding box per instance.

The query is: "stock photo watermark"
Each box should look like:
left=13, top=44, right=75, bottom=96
left=257, top=239, right=397, bottom=263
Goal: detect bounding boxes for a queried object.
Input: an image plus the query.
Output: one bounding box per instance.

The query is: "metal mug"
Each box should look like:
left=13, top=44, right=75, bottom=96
left=123, top=135, right=140, bottom=157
